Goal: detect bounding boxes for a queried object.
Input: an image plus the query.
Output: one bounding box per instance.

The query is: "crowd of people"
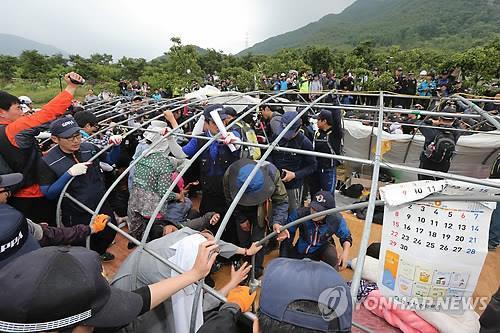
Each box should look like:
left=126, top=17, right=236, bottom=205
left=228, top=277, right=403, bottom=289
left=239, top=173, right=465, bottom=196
left=0, top=72, right=499, bottom=333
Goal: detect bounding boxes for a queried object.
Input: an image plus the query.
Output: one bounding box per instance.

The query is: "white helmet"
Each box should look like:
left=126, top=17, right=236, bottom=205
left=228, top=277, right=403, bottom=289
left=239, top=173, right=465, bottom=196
left=18, top=96, right=33, bottom=105
left=419, top=70, right=428, bottom=76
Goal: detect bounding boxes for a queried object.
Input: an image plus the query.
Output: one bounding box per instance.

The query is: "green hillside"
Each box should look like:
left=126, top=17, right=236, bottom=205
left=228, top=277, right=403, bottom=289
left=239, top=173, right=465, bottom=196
left=240, top=0, right=500, bottom=54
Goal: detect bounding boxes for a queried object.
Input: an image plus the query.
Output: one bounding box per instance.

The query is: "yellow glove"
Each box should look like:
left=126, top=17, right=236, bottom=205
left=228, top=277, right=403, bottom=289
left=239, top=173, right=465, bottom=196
left=227, top=286, right=256, bottom=313
left=91, top=214, right=109, bottom=234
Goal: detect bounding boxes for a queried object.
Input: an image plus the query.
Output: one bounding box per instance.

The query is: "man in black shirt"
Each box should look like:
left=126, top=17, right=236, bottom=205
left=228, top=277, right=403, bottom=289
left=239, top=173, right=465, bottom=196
left=310, top=110, right=343, bottom=204
left=418, top=106, right=461, bottom=180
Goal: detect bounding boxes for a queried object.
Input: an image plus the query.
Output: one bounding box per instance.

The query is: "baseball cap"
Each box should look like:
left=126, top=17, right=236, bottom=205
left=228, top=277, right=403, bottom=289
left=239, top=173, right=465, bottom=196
left=132, top=95, right=143, bottom=102
left=0, top=204, right=40, bottom=269
left=260, top=258, right=352, bottom=332
left=313, top=110, right=334, bottom=125
left=310, top=191, right=336, bottom=212
left=225, top=159, right=275, bottom=206
left=18, top=96, right=32, bottom=105
left=0, top=246, right=143, bottom=332
left=203, top=104, right=229, bottom=121
left=50, top=117, right=81, bottom=138
left=0, top=173, right=23, bottom=188
left=270, top=111, right=302, bottom=141
left=440, top=105, right=457, bottom=120
left=223, top=106, right=237, bottom=117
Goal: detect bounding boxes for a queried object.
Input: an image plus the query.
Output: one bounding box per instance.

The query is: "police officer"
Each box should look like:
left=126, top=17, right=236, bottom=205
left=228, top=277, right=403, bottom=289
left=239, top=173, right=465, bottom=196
left=269, top=111, right=317, bottom=210
left=310, top=110, right=343, bottom=205
left=38, top=117, right=122, bottom=261
left=181, top=104, right=241, bottom=240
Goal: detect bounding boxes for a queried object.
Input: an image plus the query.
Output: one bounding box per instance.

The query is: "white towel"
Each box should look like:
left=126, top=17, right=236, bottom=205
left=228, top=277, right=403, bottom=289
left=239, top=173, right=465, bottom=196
left=169, top=233, right=206, bottom=333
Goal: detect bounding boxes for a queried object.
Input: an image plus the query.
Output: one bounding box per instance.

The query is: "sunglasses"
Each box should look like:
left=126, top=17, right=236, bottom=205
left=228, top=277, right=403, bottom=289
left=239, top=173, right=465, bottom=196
left=61, top=133, right=82, bottom=142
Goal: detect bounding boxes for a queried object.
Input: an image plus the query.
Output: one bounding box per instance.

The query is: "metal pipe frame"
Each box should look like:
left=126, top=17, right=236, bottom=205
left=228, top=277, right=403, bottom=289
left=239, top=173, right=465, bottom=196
left=53, top=90, right=500, bottom=332
left=350, top=91, right=384, bottom=305
left=153, top=131, right=500, bottom=190
left=188, top=89, right=335, bottom=332
left=62, top=193, right=258, bottom=322
left=453, top=94, right=500, bottom=130
left=125, top=90, right=292, bottom=332
left=55, top=93, right=238, bottom=227
left=82, top=96, right=127, bottom=111
left=344, top=117, right=500, bottom=136
left=88, top=91, right=258, bottom=232
left=67, top=90, right=279, bottom=327
left=262, top=89, right=500, bottom=104
left=213, top=101, right=500, bottom=122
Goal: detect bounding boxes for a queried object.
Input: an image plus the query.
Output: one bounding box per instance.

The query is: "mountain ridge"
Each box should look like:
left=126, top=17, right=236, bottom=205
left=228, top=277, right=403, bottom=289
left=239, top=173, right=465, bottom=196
left=0, top=33, right=69, bottom=56
left=239, top=0, right=500, bottom=55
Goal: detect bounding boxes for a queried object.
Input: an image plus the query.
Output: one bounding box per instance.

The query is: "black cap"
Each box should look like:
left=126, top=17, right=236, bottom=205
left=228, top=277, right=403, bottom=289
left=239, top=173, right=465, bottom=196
left=132, top=95, right=143, bottom=102
left=203, top=104, right=229, bottom=121
left=0, top=246, right=143, bottom=332
left=74, top=110, right=98, bottom=127
left=310, top=191, right=336, bottom=212
left=313, top=110, right=334, bottom=126
left=223, top=106, right=237, bottom=117
left=440, top=106, right=457, bottom=120
left=0, top=204, right=40, bottom=269
left=50, top=117, right=81, bottom=138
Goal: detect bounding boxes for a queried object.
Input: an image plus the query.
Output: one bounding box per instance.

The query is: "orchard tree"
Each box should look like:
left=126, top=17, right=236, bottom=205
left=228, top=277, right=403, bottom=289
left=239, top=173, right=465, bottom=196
left=0, top=55, right=18, bottom=81
left=18, top=50, right=50, bottom=81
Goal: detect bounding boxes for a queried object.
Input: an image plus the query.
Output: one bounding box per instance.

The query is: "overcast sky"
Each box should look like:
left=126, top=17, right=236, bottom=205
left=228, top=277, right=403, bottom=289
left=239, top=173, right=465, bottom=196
left=1, top=0, right=354, bottom=59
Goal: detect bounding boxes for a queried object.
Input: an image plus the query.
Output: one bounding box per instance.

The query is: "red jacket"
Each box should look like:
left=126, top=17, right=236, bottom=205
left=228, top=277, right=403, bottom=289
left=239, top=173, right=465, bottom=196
left=0, top=91, right=73, bottom=197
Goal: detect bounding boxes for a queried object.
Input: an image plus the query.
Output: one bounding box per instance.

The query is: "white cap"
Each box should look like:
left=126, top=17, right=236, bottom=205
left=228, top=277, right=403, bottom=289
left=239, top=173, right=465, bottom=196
left=18, top=96, right=32, bottom=105
left=419, top=70, right=428, bottom=76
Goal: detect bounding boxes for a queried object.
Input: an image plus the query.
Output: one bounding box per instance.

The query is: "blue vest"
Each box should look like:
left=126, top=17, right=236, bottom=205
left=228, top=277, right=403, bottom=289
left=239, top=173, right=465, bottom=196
left=43, top=142, right=106, bottom=212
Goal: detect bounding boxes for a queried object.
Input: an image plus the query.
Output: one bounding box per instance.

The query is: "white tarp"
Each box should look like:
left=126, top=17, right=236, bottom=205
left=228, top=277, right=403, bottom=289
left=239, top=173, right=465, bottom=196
left=187, top=92, right=500, bottom=180
left=343, top=120, right=500, bottom=180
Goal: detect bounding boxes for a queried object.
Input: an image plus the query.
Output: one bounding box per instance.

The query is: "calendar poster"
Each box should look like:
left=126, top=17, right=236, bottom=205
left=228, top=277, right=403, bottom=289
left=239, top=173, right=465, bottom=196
left=377, top=180, right=497, bottom=311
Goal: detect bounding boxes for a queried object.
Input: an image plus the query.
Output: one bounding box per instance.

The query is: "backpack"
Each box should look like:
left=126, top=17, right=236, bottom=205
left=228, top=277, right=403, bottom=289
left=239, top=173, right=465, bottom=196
left=235, top=121, right=261, bottom=160
left=425, top=131, right=456, bottom=163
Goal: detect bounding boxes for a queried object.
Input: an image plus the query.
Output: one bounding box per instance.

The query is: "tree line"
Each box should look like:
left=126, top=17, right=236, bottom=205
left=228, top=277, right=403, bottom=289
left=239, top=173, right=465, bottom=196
left=0, top=37, right=498, bottom=96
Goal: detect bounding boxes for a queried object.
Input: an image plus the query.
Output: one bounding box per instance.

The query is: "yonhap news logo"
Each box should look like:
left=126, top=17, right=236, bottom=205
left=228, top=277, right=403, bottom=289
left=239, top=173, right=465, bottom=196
left=318, top=286, right=350, bottom=321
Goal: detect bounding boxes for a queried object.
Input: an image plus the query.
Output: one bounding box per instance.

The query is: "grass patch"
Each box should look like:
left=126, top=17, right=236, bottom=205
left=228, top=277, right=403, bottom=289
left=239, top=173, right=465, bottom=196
left=0, top=79, right=105, bottom=107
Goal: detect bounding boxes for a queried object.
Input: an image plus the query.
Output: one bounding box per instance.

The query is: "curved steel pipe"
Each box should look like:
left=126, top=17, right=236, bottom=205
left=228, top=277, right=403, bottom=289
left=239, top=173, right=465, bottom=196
left=254, top=194, right=500, bottom=245
left=162, top=130, right=500, bottom=190
left=123, top=91, right=290, bottom=332
left=55, top=94, right=228, bottom=227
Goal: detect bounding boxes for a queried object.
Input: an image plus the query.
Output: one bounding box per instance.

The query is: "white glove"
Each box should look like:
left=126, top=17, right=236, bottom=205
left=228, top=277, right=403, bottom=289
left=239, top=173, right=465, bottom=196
left=99, top=162, right=114, bottom=172
left=109, top=135, right=123, bottom=146
left=68, top=163, right=89, bottom=176
left=192, top=115, right=205, bottom=135
left=223, top=132, right=239, bottom=145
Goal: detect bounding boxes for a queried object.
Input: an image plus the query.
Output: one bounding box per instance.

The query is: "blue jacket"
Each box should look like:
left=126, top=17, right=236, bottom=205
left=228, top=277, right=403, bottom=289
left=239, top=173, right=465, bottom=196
left=288, top=207, right=352, bottom=254
left=417, top=80, right=436, bottom=96
left=280, top=80, right=288, bottom=91
left=182, top=130, right=241, bottom=194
